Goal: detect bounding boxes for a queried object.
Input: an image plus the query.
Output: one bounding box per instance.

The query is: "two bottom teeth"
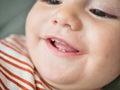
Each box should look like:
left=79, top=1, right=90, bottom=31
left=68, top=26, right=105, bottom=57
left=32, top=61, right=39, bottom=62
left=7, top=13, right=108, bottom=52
left=50, top=38, right=79, bottom=53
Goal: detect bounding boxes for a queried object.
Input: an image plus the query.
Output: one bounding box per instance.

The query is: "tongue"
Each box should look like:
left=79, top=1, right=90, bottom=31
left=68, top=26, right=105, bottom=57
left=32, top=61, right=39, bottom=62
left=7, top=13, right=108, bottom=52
left=54, top=41, right=79, bottom=53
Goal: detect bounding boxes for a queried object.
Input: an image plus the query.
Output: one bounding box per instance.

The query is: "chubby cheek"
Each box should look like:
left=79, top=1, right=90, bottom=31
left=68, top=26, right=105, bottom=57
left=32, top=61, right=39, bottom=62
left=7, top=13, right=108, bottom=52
left=86, top=26, right=120, bottom=80
left=26, top=2, right=51, bottom=36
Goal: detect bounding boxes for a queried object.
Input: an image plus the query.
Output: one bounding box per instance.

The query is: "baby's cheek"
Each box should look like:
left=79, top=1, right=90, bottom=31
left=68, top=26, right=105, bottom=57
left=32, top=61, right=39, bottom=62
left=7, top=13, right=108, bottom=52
left=86, top=55, right=119, bottom=87
left=86, top=30, right=120, bottom=77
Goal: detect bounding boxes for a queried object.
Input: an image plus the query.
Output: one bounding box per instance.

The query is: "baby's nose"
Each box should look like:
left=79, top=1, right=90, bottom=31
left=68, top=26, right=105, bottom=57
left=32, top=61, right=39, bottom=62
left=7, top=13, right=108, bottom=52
left=51, top=5, right=82, bottom=31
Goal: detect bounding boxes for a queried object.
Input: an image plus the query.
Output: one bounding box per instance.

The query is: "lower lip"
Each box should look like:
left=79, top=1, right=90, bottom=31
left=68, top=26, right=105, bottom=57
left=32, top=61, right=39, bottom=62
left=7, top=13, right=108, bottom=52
left=45, top=39, right=84, bottom=57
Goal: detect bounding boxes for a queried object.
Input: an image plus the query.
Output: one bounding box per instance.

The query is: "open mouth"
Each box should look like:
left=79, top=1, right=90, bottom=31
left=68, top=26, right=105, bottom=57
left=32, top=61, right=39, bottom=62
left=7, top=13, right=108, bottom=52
left=45, top=37, right=82, bottom=56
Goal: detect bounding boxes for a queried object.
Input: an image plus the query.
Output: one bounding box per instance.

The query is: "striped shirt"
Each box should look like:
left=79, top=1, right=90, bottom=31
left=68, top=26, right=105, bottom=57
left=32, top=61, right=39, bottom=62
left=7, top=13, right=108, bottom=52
left=0, top=35, right=52, bottom=90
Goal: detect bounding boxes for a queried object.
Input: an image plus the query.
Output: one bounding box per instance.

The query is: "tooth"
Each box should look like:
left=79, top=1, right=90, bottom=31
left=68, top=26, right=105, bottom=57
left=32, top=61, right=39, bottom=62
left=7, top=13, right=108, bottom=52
left=58, top=48, right=66, bottom=52
left=51, top=39, right=55, bottom=42
left=62, top=49, right=66, bottom=52
left=55, top=39, right=60, bottom=43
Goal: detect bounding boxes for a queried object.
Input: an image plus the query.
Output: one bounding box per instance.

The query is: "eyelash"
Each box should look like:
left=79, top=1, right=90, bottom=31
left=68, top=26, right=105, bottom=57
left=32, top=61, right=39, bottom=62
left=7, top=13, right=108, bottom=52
left=90, top=9, right=117, bottom=19
left=40, top=0, right=117, bottom=19
left=41, top=0, right=61, bottom=5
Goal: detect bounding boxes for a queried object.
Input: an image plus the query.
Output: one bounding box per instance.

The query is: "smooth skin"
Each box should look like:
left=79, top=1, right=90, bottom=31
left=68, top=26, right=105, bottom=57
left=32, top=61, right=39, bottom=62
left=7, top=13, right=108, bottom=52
left=26, top=0, right=120, bottom=90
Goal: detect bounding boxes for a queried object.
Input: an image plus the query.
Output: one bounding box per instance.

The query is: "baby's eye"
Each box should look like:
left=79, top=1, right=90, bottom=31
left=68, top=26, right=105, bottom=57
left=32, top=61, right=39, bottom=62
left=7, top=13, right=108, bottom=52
left=90, top=9, right=117, bottom=19
left=42, top=0, right=61, bottom=5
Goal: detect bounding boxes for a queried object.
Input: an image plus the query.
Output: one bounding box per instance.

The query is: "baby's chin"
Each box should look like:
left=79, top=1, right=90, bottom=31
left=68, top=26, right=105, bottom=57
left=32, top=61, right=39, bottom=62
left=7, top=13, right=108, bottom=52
left=40, top=74, right=101, bottom=90
left=41, top=74, right=81, bottom=90
left=40, top=69, right=79, bottom=84
left=37, top=61, right=86, bottom=85
left=38, top=66, right=87, bottom=90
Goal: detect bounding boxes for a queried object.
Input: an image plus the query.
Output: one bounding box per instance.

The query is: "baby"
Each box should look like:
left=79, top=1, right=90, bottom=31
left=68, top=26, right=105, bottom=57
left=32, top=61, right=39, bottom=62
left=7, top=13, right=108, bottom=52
left=0, top=0, right=120, bottom=90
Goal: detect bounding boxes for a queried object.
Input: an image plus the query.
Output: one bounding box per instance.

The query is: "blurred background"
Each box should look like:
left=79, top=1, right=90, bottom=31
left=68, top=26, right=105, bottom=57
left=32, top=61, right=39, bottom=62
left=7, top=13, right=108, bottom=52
left=0, top=0, right=35, bottom=39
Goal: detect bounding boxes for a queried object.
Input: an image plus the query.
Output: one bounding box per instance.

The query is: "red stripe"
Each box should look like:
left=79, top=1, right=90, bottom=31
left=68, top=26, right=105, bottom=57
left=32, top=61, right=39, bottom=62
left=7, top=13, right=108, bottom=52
left=0, top=70, right=28, bottom=90
left=35, top=80, right=43, bottom=85
left=1, top=50, right=33, bottom=70
left=6, top=38, right=25, bottom=51
left=1, top=40, right=25, bottom=55
left=35, top=80, right=46, bottom=90
left=12, top=36, right=26, bottom=49
left=0, top=56, right=34, bottom=75
left=0, top=87, right=2, bottom=90
left=0, top=79, right=9, bottom=90
left=1, top=65, right=36, bottom=90
left=1, top=40, right=29, bottom=58
left=1, top=39, right=31, bottom=62
left=36, top=87, right=45, bottom=90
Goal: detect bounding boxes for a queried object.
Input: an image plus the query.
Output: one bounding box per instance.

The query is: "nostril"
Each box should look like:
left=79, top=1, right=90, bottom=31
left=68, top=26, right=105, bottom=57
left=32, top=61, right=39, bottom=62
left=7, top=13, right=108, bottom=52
left=53, top=20, right=58, bottom=24
left=53, top=19, right=71, bottom=28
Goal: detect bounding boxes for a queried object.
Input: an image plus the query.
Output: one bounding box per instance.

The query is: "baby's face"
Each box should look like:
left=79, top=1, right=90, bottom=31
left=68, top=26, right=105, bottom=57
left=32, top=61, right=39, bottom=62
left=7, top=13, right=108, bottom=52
left=26, top=0, right=120, bottom=90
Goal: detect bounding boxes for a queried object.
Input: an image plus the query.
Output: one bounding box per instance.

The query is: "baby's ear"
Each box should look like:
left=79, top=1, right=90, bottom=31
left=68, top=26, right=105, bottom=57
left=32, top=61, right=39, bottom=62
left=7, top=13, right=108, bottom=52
left=103, top=76, right=120, bottom=90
